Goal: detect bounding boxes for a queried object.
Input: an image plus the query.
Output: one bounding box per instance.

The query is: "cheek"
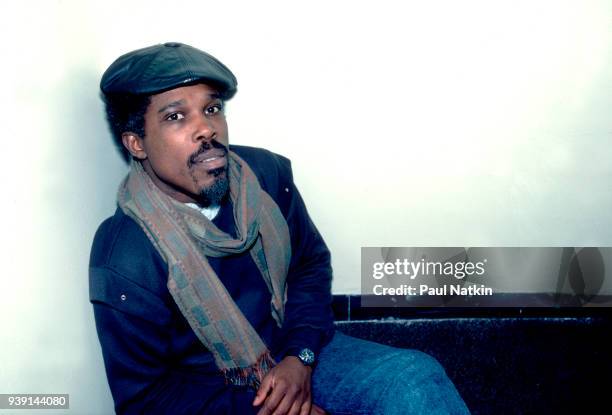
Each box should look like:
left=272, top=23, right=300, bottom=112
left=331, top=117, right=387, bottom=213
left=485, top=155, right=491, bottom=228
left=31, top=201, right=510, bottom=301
left=215, top=118, right=229, bottom=143
left=155, top=155, right=201, bottom=193
left=146, top=142, right=191, bottom=179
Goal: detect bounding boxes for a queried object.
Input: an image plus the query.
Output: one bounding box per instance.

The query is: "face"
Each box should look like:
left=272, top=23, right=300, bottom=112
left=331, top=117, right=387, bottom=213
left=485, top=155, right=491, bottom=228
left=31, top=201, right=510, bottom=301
left=123, top=83, right=229, bottom=205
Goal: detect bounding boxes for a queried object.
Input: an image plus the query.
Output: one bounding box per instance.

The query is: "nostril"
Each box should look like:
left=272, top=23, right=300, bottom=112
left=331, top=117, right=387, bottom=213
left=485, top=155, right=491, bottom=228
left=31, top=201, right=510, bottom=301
left=194, top=123, right=216, bottom=142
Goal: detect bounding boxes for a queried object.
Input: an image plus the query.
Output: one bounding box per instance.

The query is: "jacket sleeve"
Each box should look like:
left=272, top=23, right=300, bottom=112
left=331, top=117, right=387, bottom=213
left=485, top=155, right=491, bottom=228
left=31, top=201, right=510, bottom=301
left=273, top=159, right=336, bottom=359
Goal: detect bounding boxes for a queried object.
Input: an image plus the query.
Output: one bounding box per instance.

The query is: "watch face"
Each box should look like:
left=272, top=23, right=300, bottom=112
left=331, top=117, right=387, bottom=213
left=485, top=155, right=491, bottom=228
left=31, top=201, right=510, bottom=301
left=298, top=348, right=315, bottom=366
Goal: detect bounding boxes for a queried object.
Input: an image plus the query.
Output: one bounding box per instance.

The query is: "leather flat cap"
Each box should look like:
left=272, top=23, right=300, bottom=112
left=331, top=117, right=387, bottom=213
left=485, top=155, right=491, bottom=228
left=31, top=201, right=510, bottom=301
left=100, top=42, right=237, bottom=99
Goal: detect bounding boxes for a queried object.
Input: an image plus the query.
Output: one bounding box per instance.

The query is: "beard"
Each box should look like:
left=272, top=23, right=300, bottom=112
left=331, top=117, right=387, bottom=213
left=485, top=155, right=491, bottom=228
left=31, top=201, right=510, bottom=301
left=188, top=139, right=230, bottom=207
left=198, top=166, right=229, bottom=207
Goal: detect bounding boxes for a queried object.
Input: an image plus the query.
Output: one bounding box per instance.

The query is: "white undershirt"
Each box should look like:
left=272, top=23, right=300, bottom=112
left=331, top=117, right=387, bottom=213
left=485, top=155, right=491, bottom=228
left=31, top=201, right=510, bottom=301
left=185, top=202, right=221, bottom=221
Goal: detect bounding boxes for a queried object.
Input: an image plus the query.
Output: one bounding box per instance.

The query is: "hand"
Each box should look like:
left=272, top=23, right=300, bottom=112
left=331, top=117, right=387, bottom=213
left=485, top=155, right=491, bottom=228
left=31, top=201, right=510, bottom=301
left=310, top=404, right=326, bottom=415
left=252, top=356, right=313, bottom=415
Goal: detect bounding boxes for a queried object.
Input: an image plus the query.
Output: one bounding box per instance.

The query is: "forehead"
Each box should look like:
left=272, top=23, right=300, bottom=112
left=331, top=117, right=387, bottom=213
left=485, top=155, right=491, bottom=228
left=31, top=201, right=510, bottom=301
left=149, top=83, right=221, bottom=109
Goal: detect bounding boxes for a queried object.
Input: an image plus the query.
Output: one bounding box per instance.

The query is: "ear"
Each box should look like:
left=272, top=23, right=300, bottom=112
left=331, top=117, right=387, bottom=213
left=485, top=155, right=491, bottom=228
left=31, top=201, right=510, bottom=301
left=122, top=132, right=147, bottom=160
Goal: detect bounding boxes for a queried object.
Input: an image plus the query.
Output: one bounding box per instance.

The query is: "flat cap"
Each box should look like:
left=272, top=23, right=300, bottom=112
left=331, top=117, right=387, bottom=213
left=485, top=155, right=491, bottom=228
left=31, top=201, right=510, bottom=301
left=100, top=42, right=237, bottom=99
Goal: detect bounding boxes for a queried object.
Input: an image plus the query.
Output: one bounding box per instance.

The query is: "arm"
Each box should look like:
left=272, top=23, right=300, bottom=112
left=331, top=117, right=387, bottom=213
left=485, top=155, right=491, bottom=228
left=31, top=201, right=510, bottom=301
left=253, top=157, right=334, bottom=415
left=91, top=266, right=258, bottom=415
left=232, top=146, right=335, bottom=359
left=279, top=179, right=335, bottom=359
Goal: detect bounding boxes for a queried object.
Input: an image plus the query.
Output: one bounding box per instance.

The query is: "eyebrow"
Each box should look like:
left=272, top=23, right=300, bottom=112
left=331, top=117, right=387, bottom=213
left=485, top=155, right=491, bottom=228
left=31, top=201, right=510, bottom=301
left=157, top=94, right=223, bottom=115
left=157, top=100, right=185, bottom=115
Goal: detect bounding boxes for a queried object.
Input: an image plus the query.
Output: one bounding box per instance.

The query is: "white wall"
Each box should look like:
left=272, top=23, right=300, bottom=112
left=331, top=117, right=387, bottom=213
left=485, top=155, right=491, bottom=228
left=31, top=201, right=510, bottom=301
left=1, top=0, right=611, bottom=413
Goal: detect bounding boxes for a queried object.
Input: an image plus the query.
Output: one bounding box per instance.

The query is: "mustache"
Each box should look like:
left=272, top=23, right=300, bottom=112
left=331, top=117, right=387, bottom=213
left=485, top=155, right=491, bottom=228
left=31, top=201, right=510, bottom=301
left=187, top=140, right=228, bottom=168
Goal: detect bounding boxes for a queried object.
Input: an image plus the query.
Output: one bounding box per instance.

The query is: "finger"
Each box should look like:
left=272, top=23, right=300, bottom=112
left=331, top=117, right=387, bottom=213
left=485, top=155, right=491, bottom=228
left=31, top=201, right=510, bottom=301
left=311, top=403, right=326, bottom=415
left=253, top=373, right=274, bottom=407
left=271, top=391, right=300, bottom=415
left=268, top=382, right=297, bottom=415
left=286, top=398, right=303, bottom=415
left=258, top=380, right=289, bottom=415
left=299, top=397, right=311, bottom=415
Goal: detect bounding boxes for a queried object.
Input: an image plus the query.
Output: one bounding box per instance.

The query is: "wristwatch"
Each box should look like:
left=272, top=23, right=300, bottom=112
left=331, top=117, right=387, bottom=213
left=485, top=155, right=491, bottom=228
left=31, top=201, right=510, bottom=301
left=296, top=348, right=316, bottom=367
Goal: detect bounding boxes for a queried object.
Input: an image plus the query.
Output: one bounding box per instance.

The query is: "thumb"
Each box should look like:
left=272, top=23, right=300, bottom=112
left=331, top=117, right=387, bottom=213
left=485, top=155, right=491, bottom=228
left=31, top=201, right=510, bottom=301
left=252, top=374, right=274, bottom=406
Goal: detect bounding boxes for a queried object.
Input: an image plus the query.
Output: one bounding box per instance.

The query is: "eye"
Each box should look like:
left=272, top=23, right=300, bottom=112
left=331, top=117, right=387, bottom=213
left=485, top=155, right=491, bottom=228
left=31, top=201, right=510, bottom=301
left=205, top=103, right=224, bottom=115
left=165, top=112, right=184, bottom=121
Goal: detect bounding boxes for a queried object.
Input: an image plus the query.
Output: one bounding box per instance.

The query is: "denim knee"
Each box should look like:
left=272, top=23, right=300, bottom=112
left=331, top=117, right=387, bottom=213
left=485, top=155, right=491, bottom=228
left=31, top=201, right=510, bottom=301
left=380, top=350, right=469, bottom=415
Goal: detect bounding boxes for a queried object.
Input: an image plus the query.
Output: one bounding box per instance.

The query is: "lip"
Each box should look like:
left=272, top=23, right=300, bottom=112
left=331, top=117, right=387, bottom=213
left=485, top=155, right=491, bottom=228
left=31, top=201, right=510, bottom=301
left=190, top=150, right=227, bottom=170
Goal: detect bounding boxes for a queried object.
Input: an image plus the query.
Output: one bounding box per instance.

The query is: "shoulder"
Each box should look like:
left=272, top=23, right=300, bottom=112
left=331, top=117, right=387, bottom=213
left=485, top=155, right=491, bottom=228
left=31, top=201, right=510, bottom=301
left=230, top=145, right=294, bottom=211
left=89, top=208, right=170, bottom=304
left=230, top=145, right=293, bottom=184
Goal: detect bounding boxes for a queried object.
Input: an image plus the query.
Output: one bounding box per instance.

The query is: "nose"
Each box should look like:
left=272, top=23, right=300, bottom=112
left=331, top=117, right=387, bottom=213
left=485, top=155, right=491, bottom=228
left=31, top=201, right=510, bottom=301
left=193, top=113, right=216, bottom=143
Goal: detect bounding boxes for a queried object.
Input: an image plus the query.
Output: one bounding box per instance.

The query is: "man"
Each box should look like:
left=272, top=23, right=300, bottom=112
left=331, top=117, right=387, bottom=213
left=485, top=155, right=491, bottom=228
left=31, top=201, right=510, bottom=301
left=90, top=42, right=469, bottom=414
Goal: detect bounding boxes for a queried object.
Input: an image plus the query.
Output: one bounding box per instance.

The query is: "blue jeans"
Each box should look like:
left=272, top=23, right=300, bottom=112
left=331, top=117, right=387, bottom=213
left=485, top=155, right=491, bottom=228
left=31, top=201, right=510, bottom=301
left=215, top=331, right=470, bottom=414
left=311, top=331, right=470, bottom=415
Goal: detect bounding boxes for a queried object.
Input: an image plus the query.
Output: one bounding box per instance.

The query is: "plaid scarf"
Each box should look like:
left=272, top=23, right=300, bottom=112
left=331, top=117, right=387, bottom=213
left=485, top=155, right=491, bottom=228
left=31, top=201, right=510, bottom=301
left=117, top=151, right=291, bottom=387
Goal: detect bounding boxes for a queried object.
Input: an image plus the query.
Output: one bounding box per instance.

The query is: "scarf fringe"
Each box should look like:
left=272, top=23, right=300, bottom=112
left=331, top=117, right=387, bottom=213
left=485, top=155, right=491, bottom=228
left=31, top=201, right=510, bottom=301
left=222, top=351, right=276, bottom=389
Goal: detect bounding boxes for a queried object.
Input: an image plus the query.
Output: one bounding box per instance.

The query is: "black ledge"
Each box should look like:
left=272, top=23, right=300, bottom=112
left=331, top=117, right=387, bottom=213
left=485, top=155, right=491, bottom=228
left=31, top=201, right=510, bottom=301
left=331, top=294, right=612, bottom=321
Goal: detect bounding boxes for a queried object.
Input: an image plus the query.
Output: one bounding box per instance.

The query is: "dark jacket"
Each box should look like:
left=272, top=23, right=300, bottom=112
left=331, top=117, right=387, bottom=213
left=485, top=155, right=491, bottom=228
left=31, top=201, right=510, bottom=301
left=89, top=145, right=335, bottom=414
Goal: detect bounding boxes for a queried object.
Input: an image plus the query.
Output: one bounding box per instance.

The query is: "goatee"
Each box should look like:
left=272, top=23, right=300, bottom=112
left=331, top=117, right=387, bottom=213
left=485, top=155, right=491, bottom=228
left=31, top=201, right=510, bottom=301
left=188, top=139, right=230, bottom=207
left=198, top=167, right=229, bottom=207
